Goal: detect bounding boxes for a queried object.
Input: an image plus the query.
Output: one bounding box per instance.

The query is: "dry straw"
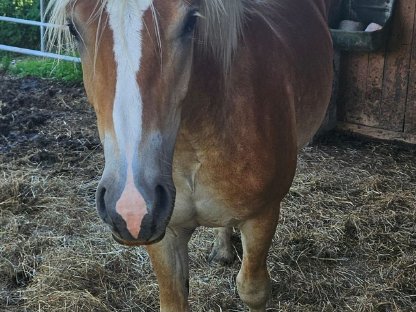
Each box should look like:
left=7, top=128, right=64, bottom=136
left=1, top=75, right=415, bottom=311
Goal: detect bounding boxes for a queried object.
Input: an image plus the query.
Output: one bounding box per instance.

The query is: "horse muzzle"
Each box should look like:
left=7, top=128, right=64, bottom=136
left=96, top=175, right=175, bottom=245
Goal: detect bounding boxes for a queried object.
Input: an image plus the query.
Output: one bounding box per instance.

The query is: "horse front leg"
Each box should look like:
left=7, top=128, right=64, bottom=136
left=237, top=204, right=280, bottom=312
left=146, top=227, right=194, bottom=312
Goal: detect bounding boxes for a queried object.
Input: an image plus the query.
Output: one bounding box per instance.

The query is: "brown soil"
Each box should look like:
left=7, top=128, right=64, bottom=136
left=0, top=75, right=415, bottom=312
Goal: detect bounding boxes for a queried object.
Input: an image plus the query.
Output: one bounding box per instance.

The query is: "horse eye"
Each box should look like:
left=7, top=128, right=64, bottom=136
left=182, top=11, right=198, bottom=36
left=67, top=21, right=79, bottom=38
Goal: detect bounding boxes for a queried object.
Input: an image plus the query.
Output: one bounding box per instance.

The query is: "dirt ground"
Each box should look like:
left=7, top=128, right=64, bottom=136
left=0, top=74, right=415, bottom=312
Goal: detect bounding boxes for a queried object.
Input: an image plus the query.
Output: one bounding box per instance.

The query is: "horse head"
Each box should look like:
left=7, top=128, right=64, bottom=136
left=55, top=0, right=199, bottom=245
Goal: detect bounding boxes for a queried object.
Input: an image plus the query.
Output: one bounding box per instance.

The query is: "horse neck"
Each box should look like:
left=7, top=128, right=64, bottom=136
left=180, top=52, right=228, bottom=140
left=179, top=0, right=332, bottom=148
left=180, top=15, right=290, bottom=149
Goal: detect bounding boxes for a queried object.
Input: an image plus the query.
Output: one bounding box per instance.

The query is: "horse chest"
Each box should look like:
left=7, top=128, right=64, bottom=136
left=172, top=167, right=247, bottom=228
left=171, top=135, right=272, bottom=228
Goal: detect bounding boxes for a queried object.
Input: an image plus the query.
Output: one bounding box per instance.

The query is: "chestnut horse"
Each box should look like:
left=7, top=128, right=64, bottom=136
left=48, top=0, right=333, bottom=310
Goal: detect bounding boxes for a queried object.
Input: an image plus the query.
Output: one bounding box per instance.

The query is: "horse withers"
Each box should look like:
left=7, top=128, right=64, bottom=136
left=48, top=0, right=333, bottom=310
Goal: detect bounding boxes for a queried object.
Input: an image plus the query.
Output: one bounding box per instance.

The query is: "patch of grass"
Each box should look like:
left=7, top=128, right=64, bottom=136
left=0, top=53, right=12, bottom=72
left=8, top=58, right=83, bottom=83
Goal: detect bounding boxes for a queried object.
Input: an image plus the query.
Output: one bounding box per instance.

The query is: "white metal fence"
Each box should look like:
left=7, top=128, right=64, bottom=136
left=0, top=0, right=80, bottom=62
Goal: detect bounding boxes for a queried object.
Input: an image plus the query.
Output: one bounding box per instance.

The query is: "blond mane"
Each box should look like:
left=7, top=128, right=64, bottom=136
left=47, top=0, right=277, bottom=72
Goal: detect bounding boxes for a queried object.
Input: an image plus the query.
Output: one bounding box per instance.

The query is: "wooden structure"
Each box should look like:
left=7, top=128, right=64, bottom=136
left=337, top=0, right=416, bottom=144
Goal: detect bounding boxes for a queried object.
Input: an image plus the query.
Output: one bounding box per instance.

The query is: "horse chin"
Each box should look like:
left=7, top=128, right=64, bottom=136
left=111, top=231, right=166, bottom=246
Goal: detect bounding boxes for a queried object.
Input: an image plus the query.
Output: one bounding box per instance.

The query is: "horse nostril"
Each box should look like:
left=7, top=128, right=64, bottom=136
left=155, top=185, right=167, bottom=210
left=154, top=185, right=174, bottom=221
left=96, top=185, right=107, bottom=217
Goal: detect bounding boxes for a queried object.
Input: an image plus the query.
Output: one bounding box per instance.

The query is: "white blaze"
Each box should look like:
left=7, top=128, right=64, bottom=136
left=106, top=0, right=152, bottom=167
left=106, top=0, right=153, bottom=239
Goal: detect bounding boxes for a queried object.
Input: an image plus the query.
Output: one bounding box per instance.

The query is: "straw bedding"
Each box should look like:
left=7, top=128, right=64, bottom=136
left=0, top=75, right=415, bottom=311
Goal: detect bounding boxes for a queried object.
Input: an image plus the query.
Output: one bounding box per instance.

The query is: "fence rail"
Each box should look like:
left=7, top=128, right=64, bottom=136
left=0, top=0, right=80, bottom=62
left=0, top=44, right=81, bottom=62
left=0, top=16, right=52, bottom=27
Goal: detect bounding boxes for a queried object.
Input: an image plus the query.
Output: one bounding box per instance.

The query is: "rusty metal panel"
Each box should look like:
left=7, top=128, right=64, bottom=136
left=404, top=4, right=416, bottom=134
left=338, top=0, right=416, bottom=137
left=338, top=52, right=372, bottom=125
left=379, top=0, right=415, bottom=132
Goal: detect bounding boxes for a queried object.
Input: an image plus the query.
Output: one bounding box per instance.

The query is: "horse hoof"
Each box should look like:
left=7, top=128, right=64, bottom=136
left=208, top=247, right=235, bottom=265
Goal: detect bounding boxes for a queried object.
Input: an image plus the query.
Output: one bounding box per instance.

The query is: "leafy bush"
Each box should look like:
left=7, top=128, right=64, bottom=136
left=0, top=0, right=41, bottom=50
left=0, top=1, right=82, bottom=84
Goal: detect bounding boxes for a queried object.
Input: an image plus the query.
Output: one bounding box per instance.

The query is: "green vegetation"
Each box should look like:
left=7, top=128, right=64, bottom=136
left=0, top=53, right=13, bottom=72
left=1, top=53, right=83, bottom=83
left=0, top=0, right=41, bottom=50
left=0, top=1, right=83, bottom=83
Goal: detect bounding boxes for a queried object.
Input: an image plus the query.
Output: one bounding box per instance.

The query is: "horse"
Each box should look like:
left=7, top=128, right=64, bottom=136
left=48, top=0, right=334, bottom=310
